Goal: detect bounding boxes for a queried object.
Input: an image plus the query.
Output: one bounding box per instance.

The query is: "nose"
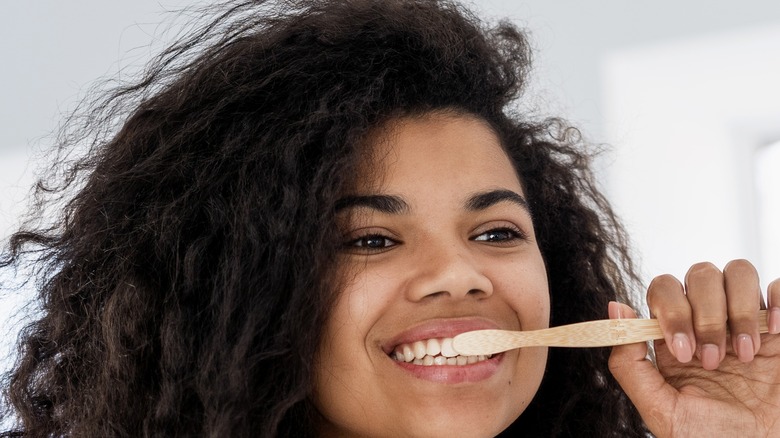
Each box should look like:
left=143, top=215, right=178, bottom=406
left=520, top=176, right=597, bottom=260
left=404, top=241, right=494, bottom=302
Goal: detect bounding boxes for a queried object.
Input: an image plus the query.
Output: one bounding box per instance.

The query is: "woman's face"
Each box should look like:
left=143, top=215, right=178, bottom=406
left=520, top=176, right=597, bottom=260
left=314, top=113, right=550, bottom=437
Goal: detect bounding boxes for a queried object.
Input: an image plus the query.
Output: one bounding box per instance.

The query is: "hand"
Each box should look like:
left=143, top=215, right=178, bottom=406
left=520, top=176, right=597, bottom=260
left=608, top=259, right=780, bottom=437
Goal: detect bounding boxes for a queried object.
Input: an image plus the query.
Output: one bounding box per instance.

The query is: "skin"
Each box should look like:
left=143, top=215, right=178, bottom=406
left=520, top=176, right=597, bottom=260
left=313, top=112, right=550, bottom=437
left=610, top=265, right=780, bottom=437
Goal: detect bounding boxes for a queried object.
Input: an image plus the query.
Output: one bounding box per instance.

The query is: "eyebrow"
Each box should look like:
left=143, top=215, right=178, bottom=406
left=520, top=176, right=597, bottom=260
left=334, top=194, right=410, bottom=214
left=335, top=189, right=530, bottom=216
left=465, top=189, right=531, bottom=215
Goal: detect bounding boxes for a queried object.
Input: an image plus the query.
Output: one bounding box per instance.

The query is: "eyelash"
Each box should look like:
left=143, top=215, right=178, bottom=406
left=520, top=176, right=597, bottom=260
left=344, top=233, right=400, bottom=253
left=470, top=225, right=527, bottom=244
left=343, top=224, right=527, bottom=253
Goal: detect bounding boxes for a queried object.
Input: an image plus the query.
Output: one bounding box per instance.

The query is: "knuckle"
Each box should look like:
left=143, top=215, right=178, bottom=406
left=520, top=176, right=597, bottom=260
left=693, top=316, right=727, bottom=334
left=649, top=274, right=682, bottom=292
left=647, top=275, right=684, bottom=310
left=728, top=309, right=757, bottom=323
left=729, top=308, right=758, bottom=321
left=723, top=258, right=757, bottom=277
left=658, top=308, right=691, bottom=322
left=685, top=262, right=721, bottom=283
left=608, top=353, right=626, bottom=375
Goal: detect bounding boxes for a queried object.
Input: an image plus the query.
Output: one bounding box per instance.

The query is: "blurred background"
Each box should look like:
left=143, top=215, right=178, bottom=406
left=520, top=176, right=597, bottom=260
left=1, top=0, right=779, bottom=379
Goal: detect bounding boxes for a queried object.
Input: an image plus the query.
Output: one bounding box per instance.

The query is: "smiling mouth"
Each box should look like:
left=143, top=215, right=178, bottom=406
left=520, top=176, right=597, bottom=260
left=390, top=337, right=494, bottom=366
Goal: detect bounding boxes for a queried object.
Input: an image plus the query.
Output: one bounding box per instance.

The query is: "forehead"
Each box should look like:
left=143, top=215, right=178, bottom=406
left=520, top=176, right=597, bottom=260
left=357, top=112, right=523, bottom=194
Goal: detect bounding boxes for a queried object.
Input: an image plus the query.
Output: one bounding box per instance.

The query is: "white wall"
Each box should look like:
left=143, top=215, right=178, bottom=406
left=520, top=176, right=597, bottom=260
left=603, top=25, right=780, bottom=288
left=756, top=141, right=780, bottom=281
left=475, top=0, right=780, bottom=141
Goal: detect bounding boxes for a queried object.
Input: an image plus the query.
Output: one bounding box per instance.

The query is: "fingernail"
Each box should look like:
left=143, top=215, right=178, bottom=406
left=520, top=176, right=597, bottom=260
left=736, top=334, right=755, bottom=363
left=672, top=333, right=693, bottom=363
left=615, top=302, right=624, bottom=319
left=608, top=301, right=624, bottom=319
left=700, top=344, right=720, bottom=370
left=770, top=307, right=780, bottom=334
left=608, top=301, right=619, bottom=319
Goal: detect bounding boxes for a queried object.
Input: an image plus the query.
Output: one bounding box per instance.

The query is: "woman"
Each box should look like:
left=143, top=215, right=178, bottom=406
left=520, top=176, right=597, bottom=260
left=1, top=0, right=778, bottom=436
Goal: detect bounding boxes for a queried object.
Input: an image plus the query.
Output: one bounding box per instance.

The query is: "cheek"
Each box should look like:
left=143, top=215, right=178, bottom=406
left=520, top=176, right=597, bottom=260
left=312, top=269, right=393, bottom=416
left=506, top=343, right=549, bottom=422
left=317, top=266, right=390, bottom=389
left=494, top=253, right=550, bottom=330
left=510, top=259, right=550, bottom=410
left=327, top=268, right=395, bottom=332
left=489, top=257, right=550, bottom=423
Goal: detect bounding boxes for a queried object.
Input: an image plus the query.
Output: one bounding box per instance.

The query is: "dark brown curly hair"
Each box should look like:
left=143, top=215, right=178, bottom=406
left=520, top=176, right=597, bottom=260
left=1, top=0, right=649, bottom=436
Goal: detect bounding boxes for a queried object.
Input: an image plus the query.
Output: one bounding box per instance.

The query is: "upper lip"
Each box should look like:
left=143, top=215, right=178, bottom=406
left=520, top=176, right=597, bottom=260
left=381, top=317, right=501, bottom=355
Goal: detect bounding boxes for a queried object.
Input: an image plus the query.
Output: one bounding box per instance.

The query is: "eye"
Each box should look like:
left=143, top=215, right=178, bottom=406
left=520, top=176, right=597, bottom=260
left=344, top=233, right=399, bottom=252
left=471, top=226, right=526, bottom=244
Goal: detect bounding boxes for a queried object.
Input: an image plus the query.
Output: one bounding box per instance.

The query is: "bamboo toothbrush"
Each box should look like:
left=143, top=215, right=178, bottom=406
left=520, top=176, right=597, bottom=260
left=452, top=309, right=770, bottom=356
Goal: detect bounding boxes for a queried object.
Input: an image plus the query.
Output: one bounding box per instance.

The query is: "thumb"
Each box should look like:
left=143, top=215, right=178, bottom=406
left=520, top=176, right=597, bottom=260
left=608, top=301, right=675, bottom=434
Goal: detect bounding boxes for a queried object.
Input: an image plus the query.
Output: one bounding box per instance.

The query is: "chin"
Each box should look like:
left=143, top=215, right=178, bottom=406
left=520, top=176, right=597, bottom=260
left=385, top=394, right=525, bottom=438
left=317, top=396, right=524, bottom=438
left=406, top=413, right=515, bottom=438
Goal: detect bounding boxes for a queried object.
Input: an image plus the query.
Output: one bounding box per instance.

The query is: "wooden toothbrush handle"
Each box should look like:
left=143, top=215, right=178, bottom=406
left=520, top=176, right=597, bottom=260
left=452, top=309, right=769, bottom=356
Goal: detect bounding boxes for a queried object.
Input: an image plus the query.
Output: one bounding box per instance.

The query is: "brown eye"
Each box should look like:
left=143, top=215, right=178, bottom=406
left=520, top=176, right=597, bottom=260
left=345, top=233, right=399, bottom=252
left=472, top=227, right=525, bottom=243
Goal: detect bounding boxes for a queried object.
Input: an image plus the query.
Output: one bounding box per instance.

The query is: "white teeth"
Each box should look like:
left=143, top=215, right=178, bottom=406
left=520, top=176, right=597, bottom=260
left=391, top=337, right=494, bottom=366
left=440, top=338, right=457, bottom=357
left=426, top=338, right=441, bottom=356
left=412, top=341, right=427, bottom=360
left=403, top=345, right=414, bottom=362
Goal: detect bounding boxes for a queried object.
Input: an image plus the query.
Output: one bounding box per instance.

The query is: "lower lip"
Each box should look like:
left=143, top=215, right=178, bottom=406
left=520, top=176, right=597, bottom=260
left=391, top=354, right=503, bottom=384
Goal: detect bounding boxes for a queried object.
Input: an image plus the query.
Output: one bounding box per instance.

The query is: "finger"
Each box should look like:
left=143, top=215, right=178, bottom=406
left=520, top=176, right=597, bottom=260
left=646, top=274, right=695, bottom=363
left=608, top=301, right=675, bottom=435
left=769, top=278, right=780, bottom=334
left=723, top=259, right=762, bottom=362
left=685, top=262, right=727, bottom=370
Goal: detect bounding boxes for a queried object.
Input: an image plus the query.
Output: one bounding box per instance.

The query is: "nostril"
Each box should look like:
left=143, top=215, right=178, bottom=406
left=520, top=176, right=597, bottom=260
left=425, top=291, right=449, bottom=299
left=405, top=265, right=494, bottom=301
left=417, top=289, right=490, bottom=301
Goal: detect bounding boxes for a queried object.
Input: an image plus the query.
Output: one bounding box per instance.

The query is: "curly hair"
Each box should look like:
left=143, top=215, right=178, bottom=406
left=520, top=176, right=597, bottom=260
left=1, top=0, right=648, bottom=436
